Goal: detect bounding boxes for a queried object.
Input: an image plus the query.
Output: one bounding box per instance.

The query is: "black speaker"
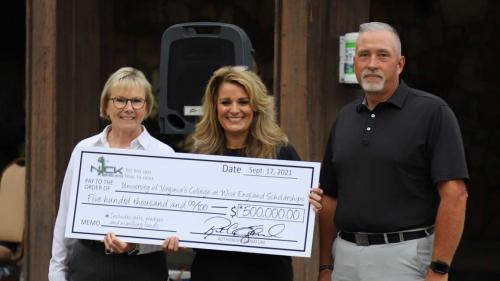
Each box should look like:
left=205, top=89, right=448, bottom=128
left=158, top=22, right=254, bottom=135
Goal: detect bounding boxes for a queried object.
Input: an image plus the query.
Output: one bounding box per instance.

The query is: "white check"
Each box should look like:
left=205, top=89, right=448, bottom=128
left=65, top=147, right=320, bottom=257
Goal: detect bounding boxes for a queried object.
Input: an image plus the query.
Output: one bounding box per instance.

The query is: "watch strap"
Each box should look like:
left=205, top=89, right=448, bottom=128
left=429, top=260, right=450, bottom=274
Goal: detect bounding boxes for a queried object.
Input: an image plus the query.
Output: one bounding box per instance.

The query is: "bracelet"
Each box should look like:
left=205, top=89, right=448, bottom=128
left=127, top=244, right=140, bottom=256
left=319, top=264, right=334, bottom=272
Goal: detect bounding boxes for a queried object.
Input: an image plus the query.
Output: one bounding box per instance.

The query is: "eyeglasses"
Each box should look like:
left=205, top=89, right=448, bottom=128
left=108, top=97, right=146, bottom=110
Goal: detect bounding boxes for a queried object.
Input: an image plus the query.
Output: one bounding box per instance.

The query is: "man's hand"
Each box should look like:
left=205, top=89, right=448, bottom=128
left=309, top=187, right=324, bottom=213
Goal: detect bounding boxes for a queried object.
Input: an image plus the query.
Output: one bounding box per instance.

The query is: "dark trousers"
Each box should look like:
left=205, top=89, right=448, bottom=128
left=68, top=240, right=168, bottom=281
left=191, top=249, right=292, bottom=281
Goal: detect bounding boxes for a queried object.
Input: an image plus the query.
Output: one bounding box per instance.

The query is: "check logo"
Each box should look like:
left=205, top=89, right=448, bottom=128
left=90, top=156, right=123, bottom=176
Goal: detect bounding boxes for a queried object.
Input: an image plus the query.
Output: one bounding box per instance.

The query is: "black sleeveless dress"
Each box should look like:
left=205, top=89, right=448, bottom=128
left=190, top=144, right=301, bottom=281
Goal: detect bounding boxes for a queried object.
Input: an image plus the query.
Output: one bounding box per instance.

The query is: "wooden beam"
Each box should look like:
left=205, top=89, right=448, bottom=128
left=25, top=0, right=104, bottom=279
left=55, top=0, right=102, bottom=192
left=25, top=0, right=57, bottom=280
left=276, top=0, right=310, bottom=159
left=275, top=0, right=370, bottom=280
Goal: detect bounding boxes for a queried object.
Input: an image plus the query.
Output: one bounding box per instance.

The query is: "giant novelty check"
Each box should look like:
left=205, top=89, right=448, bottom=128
left=65, top=147, right=320, bottom=257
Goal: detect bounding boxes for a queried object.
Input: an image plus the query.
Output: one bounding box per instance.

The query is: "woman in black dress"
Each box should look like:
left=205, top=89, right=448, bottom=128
left=164, top=66, right=323, bottom=281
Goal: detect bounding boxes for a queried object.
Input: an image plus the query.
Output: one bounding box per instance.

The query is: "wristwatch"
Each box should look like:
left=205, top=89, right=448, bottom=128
left=429, top=260, right=450, bottom=274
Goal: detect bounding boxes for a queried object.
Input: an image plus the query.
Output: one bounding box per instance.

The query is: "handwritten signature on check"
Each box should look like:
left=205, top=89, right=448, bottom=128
left=203, top=216, right=285, bottom=243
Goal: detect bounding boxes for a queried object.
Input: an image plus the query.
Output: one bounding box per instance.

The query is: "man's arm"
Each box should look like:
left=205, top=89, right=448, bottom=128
left=426, top=179, right=468, bottom=281
left=318, top=194, right=337, bottom=281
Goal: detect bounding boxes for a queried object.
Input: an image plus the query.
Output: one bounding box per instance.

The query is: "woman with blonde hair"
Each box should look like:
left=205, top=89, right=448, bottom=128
left=49, top=67, right=174, bottom=281
left=164, top=66, right=323, bottom=281
left=192, top=66, right=289, bottom=159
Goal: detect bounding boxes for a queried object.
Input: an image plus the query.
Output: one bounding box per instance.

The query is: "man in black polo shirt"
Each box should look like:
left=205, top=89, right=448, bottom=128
left=317, top=22, right=468, bottom=281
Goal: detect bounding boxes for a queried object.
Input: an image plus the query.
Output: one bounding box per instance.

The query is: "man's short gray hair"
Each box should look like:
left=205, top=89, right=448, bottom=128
left=359, top=22, right=402, bottom=55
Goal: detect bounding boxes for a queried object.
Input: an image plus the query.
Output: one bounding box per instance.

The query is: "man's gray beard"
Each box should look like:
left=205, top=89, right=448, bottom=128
left=361, top=79, right=385, bottom=92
